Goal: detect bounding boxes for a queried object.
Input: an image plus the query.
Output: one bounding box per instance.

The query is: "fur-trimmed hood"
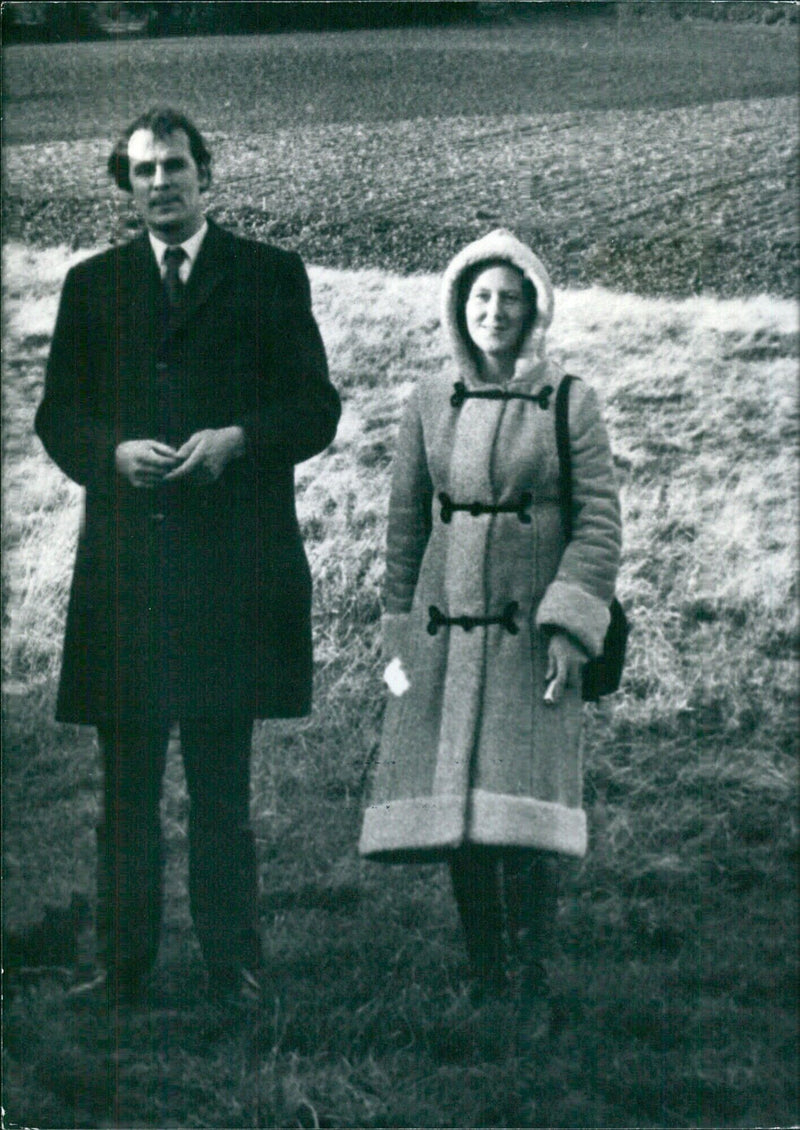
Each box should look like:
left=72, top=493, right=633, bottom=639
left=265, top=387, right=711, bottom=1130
left=441, top=228, right=555, bottom=384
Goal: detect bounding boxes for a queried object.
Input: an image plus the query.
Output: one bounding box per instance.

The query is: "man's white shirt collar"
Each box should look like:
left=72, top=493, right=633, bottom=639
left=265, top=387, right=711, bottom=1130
left=149, top=220, right=208, bottom=281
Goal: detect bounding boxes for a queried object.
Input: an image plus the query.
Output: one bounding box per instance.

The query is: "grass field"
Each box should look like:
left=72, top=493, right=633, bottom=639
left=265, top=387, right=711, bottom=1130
left=2, top=16, right=799, bottom=1130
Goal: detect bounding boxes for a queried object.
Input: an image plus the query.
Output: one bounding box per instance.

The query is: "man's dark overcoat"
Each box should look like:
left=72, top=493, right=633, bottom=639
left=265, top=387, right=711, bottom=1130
left=36, top=220, right=340, bottom=724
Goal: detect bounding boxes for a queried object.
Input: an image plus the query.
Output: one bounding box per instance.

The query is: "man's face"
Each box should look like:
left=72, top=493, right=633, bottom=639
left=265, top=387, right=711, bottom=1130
left=127, top=127, right=209, bottom=243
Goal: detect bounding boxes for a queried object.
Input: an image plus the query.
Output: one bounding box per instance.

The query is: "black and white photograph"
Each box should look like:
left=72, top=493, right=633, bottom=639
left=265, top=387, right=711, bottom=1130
left=2, top=1, right=797, bottom=1126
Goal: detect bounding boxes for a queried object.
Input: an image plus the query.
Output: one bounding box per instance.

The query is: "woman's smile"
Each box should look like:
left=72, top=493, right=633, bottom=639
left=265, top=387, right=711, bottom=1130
left=465, top=264, right=528, bottom=362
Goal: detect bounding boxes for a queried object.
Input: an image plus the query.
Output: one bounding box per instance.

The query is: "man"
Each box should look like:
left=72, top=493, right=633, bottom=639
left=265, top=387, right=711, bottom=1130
left=35, top=108, right=340, bottom=1008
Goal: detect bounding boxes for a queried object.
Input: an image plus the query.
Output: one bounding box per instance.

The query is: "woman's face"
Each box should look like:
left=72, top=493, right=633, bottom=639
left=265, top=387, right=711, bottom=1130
left=464, top=264, right=530, bottom=363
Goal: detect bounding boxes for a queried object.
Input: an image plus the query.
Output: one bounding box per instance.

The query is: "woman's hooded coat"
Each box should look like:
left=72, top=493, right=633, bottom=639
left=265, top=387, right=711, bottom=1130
left=359, top=230, right=621, bottom=862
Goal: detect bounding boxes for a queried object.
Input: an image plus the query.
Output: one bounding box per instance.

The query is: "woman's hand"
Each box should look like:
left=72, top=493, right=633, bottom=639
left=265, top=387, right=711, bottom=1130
left=544, top=631, right=588, bottom=706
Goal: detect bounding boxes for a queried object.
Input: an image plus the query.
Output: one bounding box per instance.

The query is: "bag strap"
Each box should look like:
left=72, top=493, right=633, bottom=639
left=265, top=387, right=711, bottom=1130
left=555, top=374, right=578, bottom=543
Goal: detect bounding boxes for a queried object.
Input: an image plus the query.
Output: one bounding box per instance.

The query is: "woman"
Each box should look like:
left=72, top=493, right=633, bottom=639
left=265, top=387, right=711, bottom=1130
left=359, top=230, right=621, bottom=1023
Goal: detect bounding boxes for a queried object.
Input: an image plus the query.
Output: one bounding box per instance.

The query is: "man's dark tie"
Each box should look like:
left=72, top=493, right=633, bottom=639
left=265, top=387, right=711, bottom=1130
left=157, top=246, right=187, bottom=451
left=163, top=246, right=186, bottom=308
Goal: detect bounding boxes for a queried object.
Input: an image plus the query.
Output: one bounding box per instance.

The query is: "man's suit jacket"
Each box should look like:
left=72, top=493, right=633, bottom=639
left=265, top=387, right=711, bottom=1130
left=36, top=220, right=340, bottom=724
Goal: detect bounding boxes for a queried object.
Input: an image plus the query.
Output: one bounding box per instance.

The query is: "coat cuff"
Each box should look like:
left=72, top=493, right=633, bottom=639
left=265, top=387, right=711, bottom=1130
left=381, top=612, right=411, bottom=662
left=536, top=581, right=610, bottom=658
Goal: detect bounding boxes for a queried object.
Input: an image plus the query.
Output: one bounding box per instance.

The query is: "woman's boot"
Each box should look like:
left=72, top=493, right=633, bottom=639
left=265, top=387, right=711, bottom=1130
left=503, top=850, right=561, bottom=1048
left=449, top=846, right=506, bottom=998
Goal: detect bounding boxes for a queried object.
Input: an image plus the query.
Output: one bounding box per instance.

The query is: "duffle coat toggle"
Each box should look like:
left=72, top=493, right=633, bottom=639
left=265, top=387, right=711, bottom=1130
left=427, top=601, right=520, bottom=637
left=438, top=490, right=533, bottom=525
left=450, top=380, right=553, bottom=409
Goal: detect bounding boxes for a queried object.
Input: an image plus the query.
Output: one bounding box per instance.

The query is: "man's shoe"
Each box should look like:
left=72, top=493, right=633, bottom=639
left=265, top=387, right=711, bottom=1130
left=66, top=967, right=146, bottom=1011
left=207, top=964, right=264, bottom=1011
left=65, top=969, right=107, bottom=1005
left=467, top=956, right=508, bottom=1006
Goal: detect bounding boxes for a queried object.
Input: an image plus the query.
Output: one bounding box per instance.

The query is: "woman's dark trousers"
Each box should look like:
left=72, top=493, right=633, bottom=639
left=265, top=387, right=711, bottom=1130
left=96, top=717, right=261, bottom=992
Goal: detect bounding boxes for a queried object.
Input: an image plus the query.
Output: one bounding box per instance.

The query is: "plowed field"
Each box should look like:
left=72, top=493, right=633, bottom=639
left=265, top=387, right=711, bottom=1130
left=3, top=20, right=798, bottom=294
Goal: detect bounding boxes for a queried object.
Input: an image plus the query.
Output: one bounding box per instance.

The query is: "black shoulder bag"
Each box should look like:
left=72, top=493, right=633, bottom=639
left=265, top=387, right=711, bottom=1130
left=555, top=375, right=629, bottom=701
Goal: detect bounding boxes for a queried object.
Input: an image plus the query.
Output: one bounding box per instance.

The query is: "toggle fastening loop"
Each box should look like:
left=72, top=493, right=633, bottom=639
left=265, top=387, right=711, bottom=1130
left=450, top=381, right=553, bottom=409
left=427, top=601, right=519, bottom=637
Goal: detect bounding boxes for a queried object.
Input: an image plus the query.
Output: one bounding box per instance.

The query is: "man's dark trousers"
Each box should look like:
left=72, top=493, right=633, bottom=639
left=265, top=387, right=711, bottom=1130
left=96, top=714, right=260, bottom=988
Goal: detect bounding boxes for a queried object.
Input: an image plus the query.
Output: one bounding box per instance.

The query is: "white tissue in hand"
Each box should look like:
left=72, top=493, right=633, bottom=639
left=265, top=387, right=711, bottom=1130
left=383, top=657, right=410, bottom=696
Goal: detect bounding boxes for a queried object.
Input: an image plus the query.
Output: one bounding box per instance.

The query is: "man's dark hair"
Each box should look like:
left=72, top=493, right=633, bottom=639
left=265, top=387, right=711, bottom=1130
left=455, top=257, right=538, bottom=364
left=107, top=107, right=212, bottom=192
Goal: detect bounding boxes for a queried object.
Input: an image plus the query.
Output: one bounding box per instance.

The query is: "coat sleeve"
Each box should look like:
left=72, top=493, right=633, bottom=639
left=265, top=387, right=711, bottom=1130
left=34, top=264, right=117, bottom=493
left=535, top=381, right=622, bottom=657
left=383, top=386, right=434, bottom=628
left=234, top=251, right=340, bottom=466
